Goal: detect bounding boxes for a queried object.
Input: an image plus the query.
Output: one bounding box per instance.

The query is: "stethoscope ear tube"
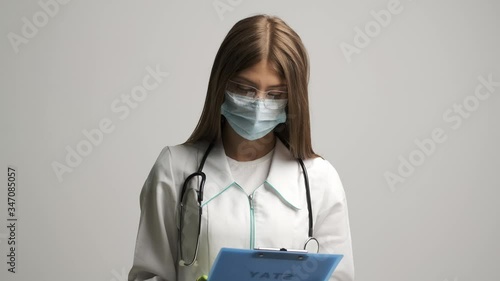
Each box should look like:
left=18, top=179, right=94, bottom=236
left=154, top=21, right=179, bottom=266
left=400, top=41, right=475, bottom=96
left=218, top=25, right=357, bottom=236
left=298, top=157, right=313, bottom=238
left=199, top=139, right=216, bottom=172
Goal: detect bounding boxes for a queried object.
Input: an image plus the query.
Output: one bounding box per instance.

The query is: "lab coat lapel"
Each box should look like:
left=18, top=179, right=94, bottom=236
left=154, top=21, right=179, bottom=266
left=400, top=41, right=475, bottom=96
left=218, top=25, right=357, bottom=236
left=201, top=136, right=235, bottom=205
left=265, top=137, right=303, bottom=210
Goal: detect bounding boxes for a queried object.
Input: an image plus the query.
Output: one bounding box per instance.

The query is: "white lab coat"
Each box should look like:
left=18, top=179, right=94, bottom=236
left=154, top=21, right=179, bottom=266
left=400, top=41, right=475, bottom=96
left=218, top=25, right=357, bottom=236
left=128, top=135, right=355, bottom=281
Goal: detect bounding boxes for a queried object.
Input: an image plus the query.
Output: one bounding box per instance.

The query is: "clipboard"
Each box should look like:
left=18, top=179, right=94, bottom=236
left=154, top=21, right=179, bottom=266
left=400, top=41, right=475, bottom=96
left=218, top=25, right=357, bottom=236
left=207, top=247, right=343, bottom=281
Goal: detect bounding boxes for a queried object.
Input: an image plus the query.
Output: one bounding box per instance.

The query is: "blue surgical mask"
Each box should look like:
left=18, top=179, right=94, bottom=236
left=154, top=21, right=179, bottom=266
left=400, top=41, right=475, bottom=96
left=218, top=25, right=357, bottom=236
left=221, top=91, right=287, bottom=141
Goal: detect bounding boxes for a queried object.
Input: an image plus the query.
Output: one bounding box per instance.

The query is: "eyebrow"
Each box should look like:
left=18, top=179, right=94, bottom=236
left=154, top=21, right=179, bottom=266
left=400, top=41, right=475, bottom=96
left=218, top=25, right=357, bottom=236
left=234, top=76, right=287, bottom=88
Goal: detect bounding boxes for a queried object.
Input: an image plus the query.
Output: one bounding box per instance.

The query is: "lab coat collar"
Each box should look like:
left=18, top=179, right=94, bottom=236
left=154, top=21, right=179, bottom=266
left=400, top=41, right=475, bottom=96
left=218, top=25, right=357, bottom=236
left=202, top=135, right=302, bottom=210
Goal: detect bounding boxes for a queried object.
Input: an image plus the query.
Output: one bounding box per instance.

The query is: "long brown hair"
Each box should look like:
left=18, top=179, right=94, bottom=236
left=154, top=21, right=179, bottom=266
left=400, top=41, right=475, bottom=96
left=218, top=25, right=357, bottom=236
left=184, top=14, right=320, bottom=160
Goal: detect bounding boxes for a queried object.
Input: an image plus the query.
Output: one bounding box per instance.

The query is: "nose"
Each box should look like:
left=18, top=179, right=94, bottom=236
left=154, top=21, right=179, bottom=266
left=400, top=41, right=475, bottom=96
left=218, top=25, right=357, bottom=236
left=254, top=91, right=268, bottom=99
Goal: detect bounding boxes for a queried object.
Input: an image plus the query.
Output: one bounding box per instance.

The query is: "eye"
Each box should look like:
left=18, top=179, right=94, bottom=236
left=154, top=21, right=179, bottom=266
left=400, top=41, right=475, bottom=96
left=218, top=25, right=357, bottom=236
left=267, top=90, right=287, bottom=99
left=236, top=85, right=253, bottom=92
left=235, top=84, right=257, bottom=96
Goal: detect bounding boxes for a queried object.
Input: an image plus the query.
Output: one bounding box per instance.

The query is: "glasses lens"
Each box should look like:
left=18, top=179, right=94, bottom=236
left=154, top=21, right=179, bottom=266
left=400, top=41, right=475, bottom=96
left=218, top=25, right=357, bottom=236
left=180, top=184, right=201, bottom=265
left=227, top=80, right=288, bottom=109
left=227, top=80, right=256, bottom=98
left=263, top=96, right=288, bottom=109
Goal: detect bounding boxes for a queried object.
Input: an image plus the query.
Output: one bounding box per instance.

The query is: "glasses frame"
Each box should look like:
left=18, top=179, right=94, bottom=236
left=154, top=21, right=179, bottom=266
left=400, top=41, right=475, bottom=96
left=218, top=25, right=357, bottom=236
left=226, top=79, right=288, bottom=100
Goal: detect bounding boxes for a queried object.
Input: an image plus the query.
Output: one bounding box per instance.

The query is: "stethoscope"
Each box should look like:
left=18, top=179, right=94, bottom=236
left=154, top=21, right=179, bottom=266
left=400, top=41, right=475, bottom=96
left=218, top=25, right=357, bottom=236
left=178, top=134, right=319, bottom=267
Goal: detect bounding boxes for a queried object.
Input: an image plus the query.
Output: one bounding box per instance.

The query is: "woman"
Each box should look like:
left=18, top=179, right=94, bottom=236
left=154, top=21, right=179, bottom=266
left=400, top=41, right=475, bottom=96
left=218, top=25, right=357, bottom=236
left=128, top=14, right=354, bottom=281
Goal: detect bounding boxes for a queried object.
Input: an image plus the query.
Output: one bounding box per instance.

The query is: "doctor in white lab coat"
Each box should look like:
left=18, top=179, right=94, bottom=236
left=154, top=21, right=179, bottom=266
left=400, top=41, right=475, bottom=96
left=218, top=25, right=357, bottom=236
left=128, top=14, right=355, bottom=281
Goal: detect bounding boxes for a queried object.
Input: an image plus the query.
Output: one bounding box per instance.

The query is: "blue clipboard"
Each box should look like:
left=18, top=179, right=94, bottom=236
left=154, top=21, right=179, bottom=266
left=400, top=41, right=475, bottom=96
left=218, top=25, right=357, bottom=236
left=207, top=247, right=343, bottom=281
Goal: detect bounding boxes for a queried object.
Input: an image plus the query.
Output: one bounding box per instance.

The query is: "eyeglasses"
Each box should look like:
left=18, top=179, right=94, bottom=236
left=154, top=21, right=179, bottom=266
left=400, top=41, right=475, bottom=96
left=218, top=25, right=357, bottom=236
left=226, top=79, right=288, bottom=100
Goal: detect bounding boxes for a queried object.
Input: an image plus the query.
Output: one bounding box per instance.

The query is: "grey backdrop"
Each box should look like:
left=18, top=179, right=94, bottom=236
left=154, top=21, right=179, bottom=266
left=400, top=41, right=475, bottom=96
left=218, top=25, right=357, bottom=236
left=1, top=1, right=498, bottom=281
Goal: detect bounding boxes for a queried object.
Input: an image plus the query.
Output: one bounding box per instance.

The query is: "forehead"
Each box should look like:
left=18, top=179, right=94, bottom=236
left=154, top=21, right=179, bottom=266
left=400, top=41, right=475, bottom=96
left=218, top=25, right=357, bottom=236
left=234, top=60, right=286, bottom=87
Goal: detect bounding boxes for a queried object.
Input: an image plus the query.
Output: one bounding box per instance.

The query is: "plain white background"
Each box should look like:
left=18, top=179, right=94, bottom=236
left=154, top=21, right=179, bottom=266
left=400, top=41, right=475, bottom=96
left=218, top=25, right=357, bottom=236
left=1, top=0, right=499, bottom=280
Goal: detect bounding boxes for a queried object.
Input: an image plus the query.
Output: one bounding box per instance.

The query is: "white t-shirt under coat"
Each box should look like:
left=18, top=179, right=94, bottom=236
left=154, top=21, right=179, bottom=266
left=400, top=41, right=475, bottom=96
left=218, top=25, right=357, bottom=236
left=225, top=147, right=275, bottom=195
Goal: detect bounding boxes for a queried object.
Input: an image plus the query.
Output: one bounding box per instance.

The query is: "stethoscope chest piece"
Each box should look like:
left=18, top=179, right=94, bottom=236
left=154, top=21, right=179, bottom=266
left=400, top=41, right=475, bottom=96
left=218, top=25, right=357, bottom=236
left=304, top=237, right=319, bottom=253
